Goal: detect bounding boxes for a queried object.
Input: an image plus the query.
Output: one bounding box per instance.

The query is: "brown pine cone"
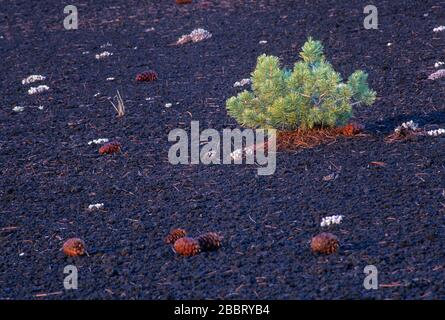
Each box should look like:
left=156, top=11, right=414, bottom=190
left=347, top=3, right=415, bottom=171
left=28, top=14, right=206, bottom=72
left=173, top=237, right=201, bottom=256
left=310, top=233, right=339, bottom=254
left=164, top=228, right=187, bottom=244
left=99, top=141, right=121, bottom=155
left=340, top=123, right=363, bottom=136
left=63, top=238, right=86, bottom=257
left=135, top=71, right=158, bottom=82
left=196, top=232, right=222, bottom=252
left=176, top=0, right=192, bottom=4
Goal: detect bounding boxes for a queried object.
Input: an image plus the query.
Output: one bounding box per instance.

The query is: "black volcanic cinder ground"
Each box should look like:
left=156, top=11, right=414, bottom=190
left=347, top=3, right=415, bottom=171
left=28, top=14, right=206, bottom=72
left=0, top=0, right=445, bottom=299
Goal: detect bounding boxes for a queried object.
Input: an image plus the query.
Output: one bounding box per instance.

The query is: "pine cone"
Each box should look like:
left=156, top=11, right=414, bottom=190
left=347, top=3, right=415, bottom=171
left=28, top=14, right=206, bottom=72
left=340, top=123, right=363, bottom=136
left=311, top=232, right=339, bottom=254
left=135, top=71, right=158, bottom=82
left=176, top=0, right=192, bottom=4
left=196, top=232, right=222, bottom=252
left=99, top=141, right=121, bottom=155
left=63, top=238, right=86, bottom=257
left=173, top=237, right=201, bottom=256
left=164, top=228, right=187, bottom=244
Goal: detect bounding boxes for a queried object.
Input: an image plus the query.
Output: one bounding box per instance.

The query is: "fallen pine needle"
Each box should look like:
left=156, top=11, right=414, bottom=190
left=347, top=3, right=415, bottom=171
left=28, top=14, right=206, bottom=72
left=34, top=291, right=63, bottom=298
left=369, top=161, right=386, bottom=166
left=379, top=282, right=403, bottom=288
left=0, top=226, right=19, bottom=232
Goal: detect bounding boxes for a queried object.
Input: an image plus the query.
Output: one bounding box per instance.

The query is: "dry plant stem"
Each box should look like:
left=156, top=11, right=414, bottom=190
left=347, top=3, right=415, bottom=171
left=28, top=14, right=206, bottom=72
left=385, top=129, right=423, bottom=143
left=110, top=90, right=125, bottom=117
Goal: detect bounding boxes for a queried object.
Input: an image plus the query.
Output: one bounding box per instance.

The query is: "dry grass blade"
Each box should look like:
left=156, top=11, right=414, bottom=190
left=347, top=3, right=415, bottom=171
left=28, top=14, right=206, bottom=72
left=110, top=90, right=125, bottom=117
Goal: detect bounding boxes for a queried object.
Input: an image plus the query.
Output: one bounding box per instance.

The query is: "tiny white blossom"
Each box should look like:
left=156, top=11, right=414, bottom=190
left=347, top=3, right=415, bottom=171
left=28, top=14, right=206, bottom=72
left=177, top=28, right=212, bottom=45
left=28, top=85, right=50, bottom=95
left=106, top=77, right=115, bottom=81
left=426, top=128, right=445, bottom=136
left=22, top=75, right=46, bottom=85
left=234, top=78, right=252, bottom=88
left=395, top=120, right=418, bottom=133
left=95, top=51, right=113, bottom=60
left=12, top=106, right=25, bottom=112
left=320, top=215, right=344, bottom=227
left=245, top=146, right=254, bottom=156
left=190, top=28, right=212, bottom=42
left=259, top=40, right=268, bottom=44
left=433, top=26, right=445, bottom=32
left=230, top=148, right=243, bottom=160
left=88, top=203, right=104, bottom=211
left=88, top=138, right=109, bottom=145
left=165, top=103, right=172, bottom=108
left=435, top=61, right=444, bottom=68
left=428, top=69, right=445, bottom=80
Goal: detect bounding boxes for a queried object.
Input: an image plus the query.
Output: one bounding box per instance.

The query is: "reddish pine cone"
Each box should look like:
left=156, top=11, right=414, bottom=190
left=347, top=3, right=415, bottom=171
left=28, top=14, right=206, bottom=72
left=173, top=237, right=201, bottom=256
left=196, top=232, right=222, bottom=252
left=176, top=0, right=192, bottom=4
left=99, top=141, right=121, bottom=155
left=135, top=71, right=158, bottom=82
left=63, top=238, right=86, bottom=257
left=310, top=233, right=339, bottom=254
left=340, top=123, right=364, bottom=136
left=164, top=228, right=187, bottom=244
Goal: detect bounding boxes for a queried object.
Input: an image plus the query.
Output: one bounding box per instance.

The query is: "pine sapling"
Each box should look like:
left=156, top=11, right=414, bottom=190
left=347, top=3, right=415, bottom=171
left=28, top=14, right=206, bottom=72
left=226, top=37, right=376, bottom=131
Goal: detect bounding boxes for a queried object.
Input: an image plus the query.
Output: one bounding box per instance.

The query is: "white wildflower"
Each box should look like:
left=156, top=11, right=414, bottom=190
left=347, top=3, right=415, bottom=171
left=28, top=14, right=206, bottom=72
left=100, top=42, right=112, bottom=48
left=88, top=138, right=109, bottom=145
left=12, top=106, right=25, bottom=112
left=428, top=69, right=445, bottom=80
left=28, top=85, right=50, bottom=95
left=165, top=103, right=172, bottom=108
left=88, top=203, right=104, bottom=211
left=395, top=120, right=418, bottom=133
left=245, top=146, right=254, bottom=156
left=426, top=128, right=445, bottom=136
left=177, top=28, right=212, bottom=45
left=435, top=61, right=444, bottom=68
left=95, top=51, right=113, bottom=60
left=82, top=51, right=90, bottom=55
left=234, top=78, right=252, bottom=87
left=37, top=105, right=44, bottom=110
left=106, top=77, right=115, bottom=81
left=190, top=28, right=212, bottom=42
left=320, top=215, right=343, bottom=227
left=22, top=75, right=46, bottom=85
left=259, top=40, right=268, bottom=44
left=230, top=148, right=243, bottom=161
left=433, top=26, right=445, bottom=32
left=387, top=42, right=392, bottom=47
